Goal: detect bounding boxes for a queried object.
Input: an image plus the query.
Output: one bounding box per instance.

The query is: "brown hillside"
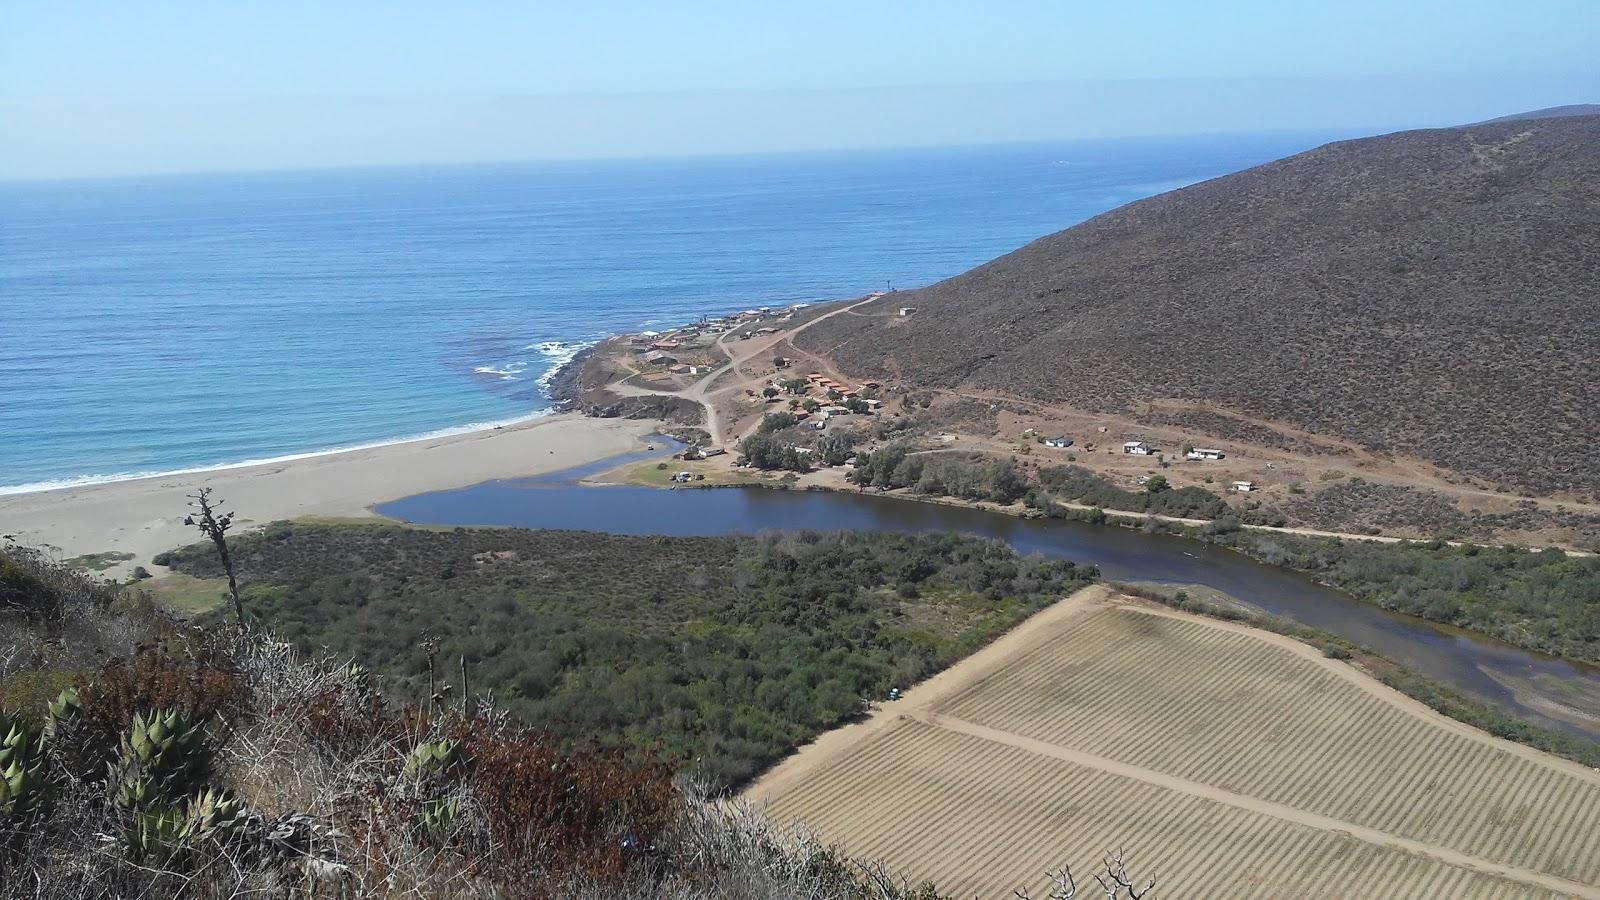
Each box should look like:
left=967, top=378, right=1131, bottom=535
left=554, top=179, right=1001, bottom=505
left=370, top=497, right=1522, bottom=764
left=796, top=116, right=1600, bottom=496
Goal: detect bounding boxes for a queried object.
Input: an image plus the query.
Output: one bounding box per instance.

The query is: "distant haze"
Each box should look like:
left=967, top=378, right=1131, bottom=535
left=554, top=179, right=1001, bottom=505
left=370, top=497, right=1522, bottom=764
left=3, top=2, right=1597, bottom=180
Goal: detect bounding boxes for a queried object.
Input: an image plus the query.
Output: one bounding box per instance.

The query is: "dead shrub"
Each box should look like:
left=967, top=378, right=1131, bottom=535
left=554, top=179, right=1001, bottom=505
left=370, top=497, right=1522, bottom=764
left=75, top=644, right=252, bottom=731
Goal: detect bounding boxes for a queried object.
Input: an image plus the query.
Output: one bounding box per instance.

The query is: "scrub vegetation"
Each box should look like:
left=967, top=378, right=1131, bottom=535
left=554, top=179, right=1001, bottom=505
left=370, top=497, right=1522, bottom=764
left=0, top=540, right=1111, bottom=898
left=156, top=522, right=1096, bottom=788
left=1033, top=464, right=1234, bottom=520
left=1195, top=524, right=1600, bottom=665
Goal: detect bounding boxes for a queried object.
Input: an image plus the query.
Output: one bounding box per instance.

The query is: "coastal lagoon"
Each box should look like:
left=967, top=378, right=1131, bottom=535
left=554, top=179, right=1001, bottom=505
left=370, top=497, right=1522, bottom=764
left=1, top=131, right=1349, bottom=492
left=379, top=457, right=1600, bottom=743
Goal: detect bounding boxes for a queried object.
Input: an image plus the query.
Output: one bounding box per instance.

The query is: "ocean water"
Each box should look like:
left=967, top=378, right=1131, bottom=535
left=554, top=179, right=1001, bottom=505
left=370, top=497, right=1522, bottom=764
left=0, top=131, right=1345, bottom=493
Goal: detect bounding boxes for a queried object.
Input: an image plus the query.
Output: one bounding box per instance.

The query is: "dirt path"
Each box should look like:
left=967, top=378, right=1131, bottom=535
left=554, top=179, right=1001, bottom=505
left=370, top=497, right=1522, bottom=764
left=747, top=587, right=1600, bottom=899
left=606, top=297, right=876, bottom=445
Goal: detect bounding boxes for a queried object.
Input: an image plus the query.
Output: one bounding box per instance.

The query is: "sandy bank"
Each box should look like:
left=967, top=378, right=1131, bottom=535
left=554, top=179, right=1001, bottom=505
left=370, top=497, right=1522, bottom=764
left=0, top=414, right=655, bottom=576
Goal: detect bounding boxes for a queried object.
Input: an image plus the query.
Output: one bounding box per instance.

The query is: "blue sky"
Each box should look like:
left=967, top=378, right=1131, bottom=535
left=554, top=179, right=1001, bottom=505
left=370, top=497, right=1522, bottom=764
left=3, top=1, right=1596, bottom=179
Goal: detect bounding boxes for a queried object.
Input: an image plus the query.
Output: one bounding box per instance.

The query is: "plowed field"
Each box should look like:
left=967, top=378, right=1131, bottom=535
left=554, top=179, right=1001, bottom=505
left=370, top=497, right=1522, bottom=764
left=747, top=587, right=1600, bottom=898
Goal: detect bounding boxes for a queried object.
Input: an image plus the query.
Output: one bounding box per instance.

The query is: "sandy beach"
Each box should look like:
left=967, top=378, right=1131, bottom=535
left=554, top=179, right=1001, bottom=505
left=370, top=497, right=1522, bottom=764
left=0, top=413, right=656, bottom=577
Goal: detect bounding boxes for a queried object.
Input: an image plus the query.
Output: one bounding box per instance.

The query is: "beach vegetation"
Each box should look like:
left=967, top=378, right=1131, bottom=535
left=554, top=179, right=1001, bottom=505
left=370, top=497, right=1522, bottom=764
left=61, top=551, right=134, bottom=572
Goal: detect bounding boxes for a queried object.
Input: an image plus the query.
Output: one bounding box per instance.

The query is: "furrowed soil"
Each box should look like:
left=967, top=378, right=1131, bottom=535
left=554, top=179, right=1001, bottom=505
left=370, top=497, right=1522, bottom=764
left=746, top=587, right=1600, bottom=899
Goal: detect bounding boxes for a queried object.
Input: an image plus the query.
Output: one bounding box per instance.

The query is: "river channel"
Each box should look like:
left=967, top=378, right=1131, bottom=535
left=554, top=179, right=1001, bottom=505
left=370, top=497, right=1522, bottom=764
left=377, top=447, right=1600, bottom=743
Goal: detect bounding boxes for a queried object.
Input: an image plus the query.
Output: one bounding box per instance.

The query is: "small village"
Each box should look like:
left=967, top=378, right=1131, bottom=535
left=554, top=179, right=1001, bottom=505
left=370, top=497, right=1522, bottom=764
left=579, top=297, right=1292, bottom=509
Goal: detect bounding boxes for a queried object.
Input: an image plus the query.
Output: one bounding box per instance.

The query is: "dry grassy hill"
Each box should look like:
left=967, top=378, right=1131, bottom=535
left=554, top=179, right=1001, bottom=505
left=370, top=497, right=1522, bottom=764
left=796, top=113, right=1600, bottom=498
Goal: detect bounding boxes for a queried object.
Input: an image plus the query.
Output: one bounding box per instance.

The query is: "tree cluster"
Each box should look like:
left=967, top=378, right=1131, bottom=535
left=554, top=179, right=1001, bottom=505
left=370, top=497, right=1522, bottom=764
left=849, top=448, right=1028, bottom=504
left=739, top=433, right=810, bottom=472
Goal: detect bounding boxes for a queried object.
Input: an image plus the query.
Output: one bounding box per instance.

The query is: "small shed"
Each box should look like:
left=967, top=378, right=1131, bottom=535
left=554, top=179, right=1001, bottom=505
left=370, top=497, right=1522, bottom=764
left=1186, top=448, right=1225, bottom=460
left=1232, top=481, right=1256, bottom=493
left=1043, top=437, right=1073, bottom=449
left=898, top=306, right=918, bottom=316
left=1123, top=441, right=1152, bottom=455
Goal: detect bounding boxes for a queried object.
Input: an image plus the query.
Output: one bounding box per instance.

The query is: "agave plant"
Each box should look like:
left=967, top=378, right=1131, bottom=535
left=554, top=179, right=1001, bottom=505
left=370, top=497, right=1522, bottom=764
left=122, top=805, right=191, bottom=863
left=402, top=739, right=463, bottom=781
left=44, top=686, right=108, bottom=783
left=185, top=787, right=251, bottom=845
left=116, top=789, right=254, bottom=865
left=418, top=796, right=460, bottom=839
left=112, top=709, right=211, bottom=808
left=44, top=686, right=80, bottom=735
left=0, top=714, right=48, bottom=821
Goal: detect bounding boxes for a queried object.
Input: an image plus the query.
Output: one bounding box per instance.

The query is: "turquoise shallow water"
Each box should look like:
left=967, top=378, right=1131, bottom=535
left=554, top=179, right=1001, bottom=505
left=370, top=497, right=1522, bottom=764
left=0, top=132, right=1345, bottom=492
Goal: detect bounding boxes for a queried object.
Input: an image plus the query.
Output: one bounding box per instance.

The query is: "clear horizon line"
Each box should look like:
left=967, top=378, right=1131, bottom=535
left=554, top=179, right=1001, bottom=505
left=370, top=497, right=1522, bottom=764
left=0, top=123, right=1384, bottom=186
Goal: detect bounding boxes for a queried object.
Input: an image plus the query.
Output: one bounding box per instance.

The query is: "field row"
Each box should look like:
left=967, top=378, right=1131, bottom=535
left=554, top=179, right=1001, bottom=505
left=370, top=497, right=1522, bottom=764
left=933, top=607, right=1600, bottom=885
left=762, top=718, right=1564, bottom=899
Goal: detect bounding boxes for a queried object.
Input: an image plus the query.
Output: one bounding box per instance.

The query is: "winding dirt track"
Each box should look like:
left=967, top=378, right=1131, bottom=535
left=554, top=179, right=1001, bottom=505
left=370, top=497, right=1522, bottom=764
left=746, top=587, right=1600, bottom=898
left=611, top=296, right=878, bottom=445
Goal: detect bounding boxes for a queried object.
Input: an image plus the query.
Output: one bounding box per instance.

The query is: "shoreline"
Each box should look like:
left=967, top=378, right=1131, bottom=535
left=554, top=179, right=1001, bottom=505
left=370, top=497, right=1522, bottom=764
left=0, top=413, right=657, bottom=577
left=0, top=410, right=563, bottom=499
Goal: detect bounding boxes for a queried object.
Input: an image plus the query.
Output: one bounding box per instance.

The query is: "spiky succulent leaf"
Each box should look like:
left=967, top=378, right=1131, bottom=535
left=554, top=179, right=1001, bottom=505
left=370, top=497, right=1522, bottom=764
left=419, top=797, right=460, bottom=838
left=122, top=805, right=192, bottom=863
left=113, top=709, right=212, bottom=807
left=44, top=686, right=82, bottom=737
left=402, top=739, right=464, bottom=781
left=0, top=714, right=48, bottom=820
left=185, top=787, right=249, bottom=843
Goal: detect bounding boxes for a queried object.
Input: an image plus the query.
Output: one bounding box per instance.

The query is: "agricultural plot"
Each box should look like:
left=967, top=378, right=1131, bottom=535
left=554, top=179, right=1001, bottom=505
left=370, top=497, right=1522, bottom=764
left=749, top=593, right=1600, bottom=898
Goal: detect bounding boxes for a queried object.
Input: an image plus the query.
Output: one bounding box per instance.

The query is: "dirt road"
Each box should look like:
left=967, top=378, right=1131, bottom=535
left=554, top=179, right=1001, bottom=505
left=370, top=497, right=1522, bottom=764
left=610, top=296, right=878, bottom=446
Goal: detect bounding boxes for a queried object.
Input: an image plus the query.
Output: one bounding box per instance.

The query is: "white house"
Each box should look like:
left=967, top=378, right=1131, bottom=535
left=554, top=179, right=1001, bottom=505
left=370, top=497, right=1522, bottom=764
left=1186, top=448, right=1225, bottom=461
left=898, top=306, right=918, bottom=316
left=1043, top=437, right=1073, bottom=449
left=1123, top=441, right=1152, bottom=455
left=1232, top=480, right=1256, bottom=493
